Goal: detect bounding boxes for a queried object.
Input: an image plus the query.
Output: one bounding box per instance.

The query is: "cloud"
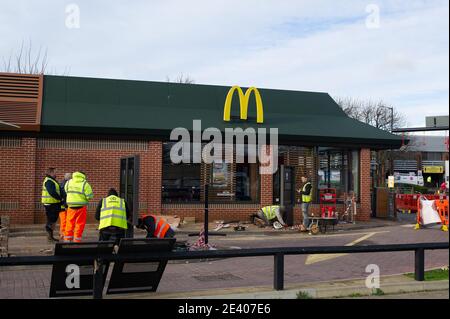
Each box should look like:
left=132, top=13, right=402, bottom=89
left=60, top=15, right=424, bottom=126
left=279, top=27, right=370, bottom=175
left=0, top=0, right=448, bottom=127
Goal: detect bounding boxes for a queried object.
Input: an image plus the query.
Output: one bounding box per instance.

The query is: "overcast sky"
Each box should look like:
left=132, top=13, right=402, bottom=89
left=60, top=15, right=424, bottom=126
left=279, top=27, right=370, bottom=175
left=1, top=0, right=448, bottom=128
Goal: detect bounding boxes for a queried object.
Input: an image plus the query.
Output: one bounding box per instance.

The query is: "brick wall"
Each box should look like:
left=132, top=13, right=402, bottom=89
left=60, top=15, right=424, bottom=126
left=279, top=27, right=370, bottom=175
left=33, top=138, right=155, bottom=224
left=0, top=137, right=374, bottom=225
left=0, top=137, right=35, bottom=224
left=359, top=148, right=372, bottom=221
left=162, top=205, right=260, bottom=223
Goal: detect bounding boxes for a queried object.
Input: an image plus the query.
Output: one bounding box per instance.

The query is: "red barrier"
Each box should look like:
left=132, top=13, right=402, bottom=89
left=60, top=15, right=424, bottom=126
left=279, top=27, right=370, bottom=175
left=395, top=194, right=448, bottom=213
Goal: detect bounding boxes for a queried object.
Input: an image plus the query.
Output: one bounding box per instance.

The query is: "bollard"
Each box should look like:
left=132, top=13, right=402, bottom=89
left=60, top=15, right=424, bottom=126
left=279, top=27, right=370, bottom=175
left=273, top=253, right=284, bottom=291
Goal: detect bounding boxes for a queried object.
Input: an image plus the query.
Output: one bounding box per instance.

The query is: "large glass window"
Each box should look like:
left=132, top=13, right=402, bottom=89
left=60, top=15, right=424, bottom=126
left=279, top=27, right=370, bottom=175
left=235, top=163, right=259, bottom=202
left=162, top=142, right=260, bottom=203
left=318, top=148, right=359, bottom=200
left=162, top=143, right=201, bottom=203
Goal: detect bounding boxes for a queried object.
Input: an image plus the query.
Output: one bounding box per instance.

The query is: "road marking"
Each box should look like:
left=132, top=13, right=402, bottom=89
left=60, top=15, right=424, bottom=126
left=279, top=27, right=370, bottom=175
left=305, top=232, right=378, bottom=265
left=214, top=230, right=389, bottom=242
left=400, top=224, right=416, bottom=228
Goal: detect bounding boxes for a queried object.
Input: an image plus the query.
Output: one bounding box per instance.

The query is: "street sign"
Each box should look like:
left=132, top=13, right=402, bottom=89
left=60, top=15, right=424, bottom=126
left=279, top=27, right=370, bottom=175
left=388, top=176, right=395, bottom=188
left=49, top=242, right=115, bottom=298
left=423, top=166, right=444, bottom=174
left=106, top=238, right=175, bottom=295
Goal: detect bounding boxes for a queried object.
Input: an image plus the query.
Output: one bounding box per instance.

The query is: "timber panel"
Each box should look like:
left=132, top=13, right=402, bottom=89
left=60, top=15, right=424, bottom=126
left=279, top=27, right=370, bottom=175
left=0, top=73, right=43, bottom=131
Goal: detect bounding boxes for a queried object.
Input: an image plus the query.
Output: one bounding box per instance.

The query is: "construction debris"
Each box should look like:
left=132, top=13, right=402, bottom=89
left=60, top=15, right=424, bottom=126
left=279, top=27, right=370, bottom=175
left=189, top=228, right=216, bottom=250
left=180, top=216, right=196, bottom=227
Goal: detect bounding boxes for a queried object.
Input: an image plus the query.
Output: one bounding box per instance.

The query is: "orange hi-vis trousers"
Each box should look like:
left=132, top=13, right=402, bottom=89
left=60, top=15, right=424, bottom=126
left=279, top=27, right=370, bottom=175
left=64, top=206, right=87, bottom=243
left=59, top=209, right=67, bottom=240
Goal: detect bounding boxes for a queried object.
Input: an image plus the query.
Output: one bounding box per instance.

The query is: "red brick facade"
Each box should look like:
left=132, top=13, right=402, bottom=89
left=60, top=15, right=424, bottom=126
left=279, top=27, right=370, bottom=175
left=0, top=137, right=373, bottom=225
left=359, top=148, right=372, bottom=221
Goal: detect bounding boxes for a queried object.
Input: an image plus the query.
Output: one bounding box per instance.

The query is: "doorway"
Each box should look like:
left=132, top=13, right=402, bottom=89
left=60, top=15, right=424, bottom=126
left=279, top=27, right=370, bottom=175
left=273, top=165, right=295, bottom=226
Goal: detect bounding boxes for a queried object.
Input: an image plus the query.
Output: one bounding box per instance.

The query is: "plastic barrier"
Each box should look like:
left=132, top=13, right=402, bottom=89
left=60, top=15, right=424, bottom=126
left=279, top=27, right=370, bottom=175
left=396, top=194, right=448, bottom=214
left=415, top=196, right=449, bottom=232
left=435, top=198, right=449, bottom=231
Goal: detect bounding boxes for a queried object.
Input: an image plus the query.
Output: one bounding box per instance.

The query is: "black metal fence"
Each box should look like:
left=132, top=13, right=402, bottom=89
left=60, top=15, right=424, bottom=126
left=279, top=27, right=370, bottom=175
left=0, top=242, right=448, bottom=298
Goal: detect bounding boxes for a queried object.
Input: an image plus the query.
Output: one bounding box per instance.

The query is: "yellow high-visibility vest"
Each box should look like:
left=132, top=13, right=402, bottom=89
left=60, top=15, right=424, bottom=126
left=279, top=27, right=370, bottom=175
left=98, top=195, right=128, bottom=230
left=261, top=205, right=279, bottom=220
left=302, top=182, right=312, bottom=203
left=41, top=177, right=61, bottom=204
left=64, top=172, right=93, bottom=207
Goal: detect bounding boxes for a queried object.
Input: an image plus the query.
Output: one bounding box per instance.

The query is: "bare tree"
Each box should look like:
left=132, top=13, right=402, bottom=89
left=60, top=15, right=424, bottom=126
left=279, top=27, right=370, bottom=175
left=1, top=41, right=69, bottom=75
left=166, top=73, right=195, bottom=84
left=334, top=97, right=405, bottom=132
left=334, top=97, right=408, bottom=187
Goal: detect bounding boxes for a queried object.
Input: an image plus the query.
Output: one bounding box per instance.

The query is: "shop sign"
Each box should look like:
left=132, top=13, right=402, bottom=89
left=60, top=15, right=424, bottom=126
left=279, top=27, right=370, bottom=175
left=223, top=86, right=264, bottom=123
left=423, top=166, right=443, bottom=174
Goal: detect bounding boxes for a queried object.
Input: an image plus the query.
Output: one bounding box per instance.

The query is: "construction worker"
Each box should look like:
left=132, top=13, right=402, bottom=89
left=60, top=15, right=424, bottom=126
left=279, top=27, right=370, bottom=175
left=438, top=182, right=447, bottom=196
left=298, top=176, right=313, bottom=233
left=136, top=215, right=175, bottom=239
left=64, top=171, right=94, bottom=242
left=41, top=168, right=63, bottom=242
left=95, top=188, right=131, bottom=243
left=252, top=205, right=287, bottom=227
left=58, top=173, right=71, bottom=241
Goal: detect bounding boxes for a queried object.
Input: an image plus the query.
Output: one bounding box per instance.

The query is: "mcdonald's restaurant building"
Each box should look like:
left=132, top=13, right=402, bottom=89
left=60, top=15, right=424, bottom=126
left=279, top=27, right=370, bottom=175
left=0, top=72, right=403, bottom=225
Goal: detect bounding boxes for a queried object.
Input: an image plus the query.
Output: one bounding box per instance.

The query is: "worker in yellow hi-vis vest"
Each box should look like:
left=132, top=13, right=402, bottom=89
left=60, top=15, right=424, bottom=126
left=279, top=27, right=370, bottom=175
left=298, top=176, right=313, bottom=233
left=252, top=205, right=287, bottom=228
left=95, top=188, right=131, bottom=243
left=64, top=171, right=94, bottom=242
left=41, top=167, right=63, bottom=242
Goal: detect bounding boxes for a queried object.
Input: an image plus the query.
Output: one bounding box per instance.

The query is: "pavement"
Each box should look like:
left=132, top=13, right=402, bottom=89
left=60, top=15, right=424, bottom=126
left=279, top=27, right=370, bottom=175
left=0, top=219, right=448, bottom=299
left=349, top=290, right=449, bottom=299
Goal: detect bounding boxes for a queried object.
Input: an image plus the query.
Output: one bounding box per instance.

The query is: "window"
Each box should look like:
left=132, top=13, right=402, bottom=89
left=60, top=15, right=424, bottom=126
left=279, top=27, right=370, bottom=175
left=162, top=142, right=260, bottom=203
left=208, top=160, right=260, bottom=203
left=235, top=163, right=259, bottom=202
left=318, top=148, right=359, bottom=200
left=162, top=143, right=201, bottom=203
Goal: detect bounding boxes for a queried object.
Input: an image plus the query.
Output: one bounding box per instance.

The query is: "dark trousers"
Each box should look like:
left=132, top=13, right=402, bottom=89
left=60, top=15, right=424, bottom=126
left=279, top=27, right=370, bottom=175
left=44, top=204, right=60, bottom=232
left=99, top=228, right=126, bottom=244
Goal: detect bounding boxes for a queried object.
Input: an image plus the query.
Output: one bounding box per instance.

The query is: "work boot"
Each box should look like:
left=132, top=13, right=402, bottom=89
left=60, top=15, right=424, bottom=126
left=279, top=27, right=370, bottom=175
left=46, top=229, right=59, bottom=242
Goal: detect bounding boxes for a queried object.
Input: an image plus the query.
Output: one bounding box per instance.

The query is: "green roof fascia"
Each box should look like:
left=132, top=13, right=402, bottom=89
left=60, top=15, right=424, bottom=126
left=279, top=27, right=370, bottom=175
left=40, top=75, right=403, bottom=149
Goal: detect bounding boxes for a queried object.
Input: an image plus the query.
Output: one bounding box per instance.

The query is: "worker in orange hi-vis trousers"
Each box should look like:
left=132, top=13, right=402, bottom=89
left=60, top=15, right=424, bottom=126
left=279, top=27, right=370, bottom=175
left=64, top=171, right=94, bottom=243
left=58, top=173, right=71, bottom=240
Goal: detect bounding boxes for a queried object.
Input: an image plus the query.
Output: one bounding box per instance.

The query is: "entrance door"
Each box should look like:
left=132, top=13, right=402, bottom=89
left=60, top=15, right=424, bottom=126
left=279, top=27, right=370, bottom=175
left=120, top=156, right=140, bottom=238
left=273, top=165, right=295, bottom=226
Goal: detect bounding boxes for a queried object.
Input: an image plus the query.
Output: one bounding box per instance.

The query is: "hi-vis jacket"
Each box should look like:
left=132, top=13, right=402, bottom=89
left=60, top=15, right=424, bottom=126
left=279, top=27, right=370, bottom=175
left=41, top=176, right=62, bottom=205
left=98, top=195, right=128, bottom=230
left=64, top=172, right=94, bottom=208
left=302, top=182, right=312, bottom=203
left=142, top=215, right=172, bottom=239
left=261, top=205, right=280, bottom=220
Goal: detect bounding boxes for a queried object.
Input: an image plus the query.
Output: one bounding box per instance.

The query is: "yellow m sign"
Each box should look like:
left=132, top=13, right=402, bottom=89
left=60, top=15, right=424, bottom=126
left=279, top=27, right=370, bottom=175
left=223, top=86, right=264, bottom=124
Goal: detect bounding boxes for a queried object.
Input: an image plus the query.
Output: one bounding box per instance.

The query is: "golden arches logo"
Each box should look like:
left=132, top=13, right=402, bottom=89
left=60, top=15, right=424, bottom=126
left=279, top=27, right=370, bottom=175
left=223, top=86, right=264, bottom=124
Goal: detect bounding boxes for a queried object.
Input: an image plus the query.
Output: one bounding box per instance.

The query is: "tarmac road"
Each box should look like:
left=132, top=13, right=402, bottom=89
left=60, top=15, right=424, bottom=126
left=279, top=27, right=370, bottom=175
left=0, top=224, right=448, bottom=298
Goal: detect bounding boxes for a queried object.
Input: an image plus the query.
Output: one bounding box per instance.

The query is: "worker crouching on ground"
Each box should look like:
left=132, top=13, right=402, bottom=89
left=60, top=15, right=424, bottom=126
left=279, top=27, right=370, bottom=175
left=136, top=215, right=175, bottom=239
left=252, top=205, right=287, bottom=228
left=41, top=167, right=63, bottom=242
left=96, top=188, right=131, bottom=243
left=64, top=171, right=94, bottom=242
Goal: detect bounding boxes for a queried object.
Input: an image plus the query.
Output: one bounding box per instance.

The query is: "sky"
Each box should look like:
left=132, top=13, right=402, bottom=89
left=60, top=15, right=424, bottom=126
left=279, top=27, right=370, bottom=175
left=1, top=0, right=448, bottom=128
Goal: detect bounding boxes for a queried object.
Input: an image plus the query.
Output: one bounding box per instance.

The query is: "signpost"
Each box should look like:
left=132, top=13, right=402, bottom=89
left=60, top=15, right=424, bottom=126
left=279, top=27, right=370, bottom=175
left=106, top=238, right=175, bottom=295
left=49, top=242, right=115, bottom=298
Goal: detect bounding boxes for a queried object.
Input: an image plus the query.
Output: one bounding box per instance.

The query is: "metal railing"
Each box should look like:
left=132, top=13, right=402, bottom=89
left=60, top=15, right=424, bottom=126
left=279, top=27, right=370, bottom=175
left=0, top=242, right=448, bottom=299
